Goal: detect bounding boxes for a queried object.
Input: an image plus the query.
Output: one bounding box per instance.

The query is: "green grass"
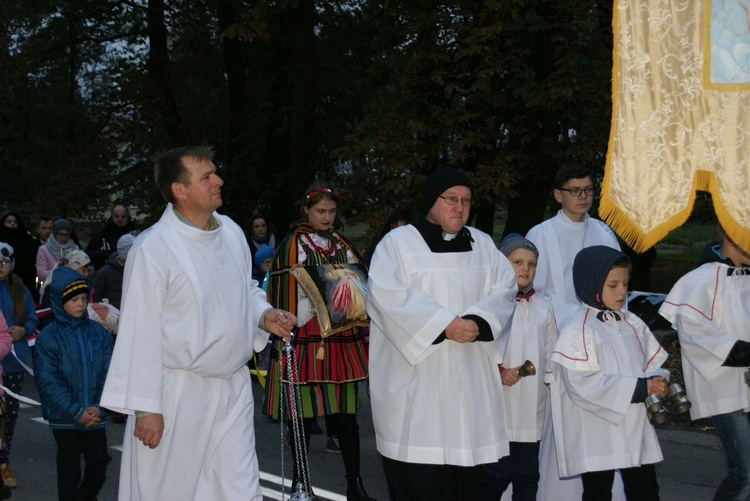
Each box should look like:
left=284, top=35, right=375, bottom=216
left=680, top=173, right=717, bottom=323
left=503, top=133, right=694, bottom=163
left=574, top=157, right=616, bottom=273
left=658, top=224, right=718, bottom=250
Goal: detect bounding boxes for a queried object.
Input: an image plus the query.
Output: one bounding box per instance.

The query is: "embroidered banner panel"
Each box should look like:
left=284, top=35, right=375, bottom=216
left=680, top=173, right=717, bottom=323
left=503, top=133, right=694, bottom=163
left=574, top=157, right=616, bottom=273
left=602, top=0, right=750, bottom=252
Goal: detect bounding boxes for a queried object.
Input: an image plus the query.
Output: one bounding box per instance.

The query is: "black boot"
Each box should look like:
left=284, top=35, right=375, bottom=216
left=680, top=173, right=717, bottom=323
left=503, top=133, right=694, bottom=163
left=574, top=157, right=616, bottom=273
left=346, top=476, right=375, bottom=501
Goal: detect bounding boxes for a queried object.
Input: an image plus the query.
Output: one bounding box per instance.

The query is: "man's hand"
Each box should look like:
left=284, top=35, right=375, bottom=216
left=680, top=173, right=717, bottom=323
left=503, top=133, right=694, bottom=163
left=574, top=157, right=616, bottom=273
left=444, top=317, right=479, bottom=343
left=135, top=413, right=165, bottom=449
left=264, top=308, right=297, bottom=342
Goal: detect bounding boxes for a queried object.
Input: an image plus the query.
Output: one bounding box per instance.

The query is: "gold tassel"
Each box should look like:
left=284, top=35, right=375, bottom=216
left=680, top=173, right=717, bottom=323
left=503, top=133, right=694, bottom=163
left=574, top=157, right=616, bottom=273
left=316, top=341, right=325, bottom=360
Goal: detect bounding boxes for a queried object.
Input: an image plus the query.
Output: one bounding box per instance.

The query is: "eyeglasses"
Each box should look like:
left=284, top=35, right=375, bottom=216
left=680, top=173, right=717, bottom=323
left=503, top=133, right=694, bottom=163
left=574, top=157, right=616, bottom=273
left=439, top=195, right=473, bottom=207
left=0, top=260, right=12, bottom=268
left=558, top=186, right=594, bottom=198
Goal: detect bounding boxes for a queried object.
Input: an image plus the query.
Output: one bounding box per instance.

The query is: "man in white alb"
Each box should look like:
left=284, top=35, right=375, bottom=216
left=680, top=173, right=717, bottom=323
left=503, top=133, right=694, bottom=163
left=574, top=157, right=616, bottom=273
left=100, top=146, right=296, bottom=500
left=526, top=163, right=620, bottom=314
left=526, top=163, right=623, bottom=501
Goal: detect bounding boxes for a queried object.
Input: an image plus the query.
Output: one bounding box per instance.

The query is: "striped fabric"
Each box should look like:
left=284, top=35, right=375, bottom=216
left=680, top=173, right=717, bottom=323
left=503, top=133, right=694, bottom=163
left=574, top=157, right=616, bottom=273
left=263, top=224, right=368, bottom=419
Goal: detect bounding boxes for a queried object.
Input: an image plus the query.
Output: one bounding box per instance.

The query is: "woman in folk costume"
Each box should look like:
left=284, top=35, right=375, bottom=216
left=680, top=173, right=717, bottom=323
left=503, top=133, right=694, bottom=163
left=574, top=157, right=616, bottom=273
left=263, top=180, right=375, bottom=501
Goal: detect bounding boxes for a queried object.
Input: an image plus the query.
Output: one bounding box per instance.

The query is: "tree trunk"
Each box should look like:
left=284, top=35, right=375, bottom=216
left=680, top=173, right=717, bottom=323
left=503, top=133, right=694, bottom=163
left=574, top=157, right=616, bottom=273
left=216, top=0, right=248, bottom=162
left=286, top=0, right=317, bottom=223
left=147, top=0, right=184, bottom=146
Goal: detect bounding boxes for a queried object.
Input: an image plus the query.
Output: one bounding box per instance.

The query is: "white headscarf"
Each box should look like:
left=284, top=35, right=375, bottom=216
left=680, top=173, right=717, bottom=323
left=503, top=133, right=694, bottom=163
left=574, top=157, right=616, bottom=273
left=0, top=242, right=15, bottom=271
left=45, top=218, right=77, bottom=260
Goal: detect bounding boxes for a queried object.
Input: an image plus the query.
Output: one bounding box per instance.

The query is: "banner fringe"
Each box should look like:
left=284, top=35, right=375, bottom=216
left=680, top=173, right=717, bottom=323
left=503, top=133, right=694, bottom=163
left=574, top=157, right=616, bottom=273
left=600, top=170, right=750, bottom=254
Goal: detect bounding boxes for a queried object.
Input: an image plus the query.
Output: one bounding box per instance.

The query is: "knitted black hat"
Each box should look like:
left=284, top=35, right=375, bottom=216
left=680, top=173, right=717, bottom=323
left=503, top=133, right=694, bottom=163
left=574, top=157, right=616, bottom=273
left=420, top=167, right=473, bottom=214
left=62, top=278, right=89, bottom=304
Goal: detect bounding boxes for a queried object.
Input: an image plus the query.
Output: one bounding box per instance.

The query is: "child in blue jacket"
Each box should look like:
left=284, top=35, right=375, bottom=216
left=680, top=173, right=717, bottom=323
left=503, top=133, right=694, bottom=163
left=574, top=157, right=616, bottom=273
left=33, top=267, right=113, bottom=501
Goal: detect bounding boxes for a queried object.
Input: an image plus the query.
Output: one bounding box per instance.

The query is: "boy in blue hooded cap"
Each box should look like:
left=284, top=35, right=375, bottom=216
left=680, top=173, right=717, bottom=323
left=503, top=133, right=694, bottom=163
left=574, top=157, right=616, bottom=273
left=484, top=233, right=557, bottom=501
left=33, top=267, right=114, bottom=501
left=547, top=246, right=668, bottom=500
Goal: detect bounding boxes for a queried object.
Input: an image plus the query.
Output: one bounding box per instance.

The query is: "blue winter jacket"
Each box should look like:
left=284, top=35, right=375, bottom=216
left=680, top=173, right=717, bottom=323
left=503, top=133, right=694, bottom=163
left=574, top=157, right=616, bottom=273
left=33, top=267, right=114, bottom=430
left=0, top=276, right=38, bottom=373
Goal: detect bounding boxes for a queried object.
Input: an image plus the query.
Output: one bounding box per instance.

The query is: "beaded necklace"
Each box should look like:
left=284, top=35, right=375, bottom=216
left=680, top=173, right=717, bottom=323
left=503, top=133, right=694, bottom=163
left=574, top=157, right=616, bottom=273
left=303, top=233, right=336, bottom=256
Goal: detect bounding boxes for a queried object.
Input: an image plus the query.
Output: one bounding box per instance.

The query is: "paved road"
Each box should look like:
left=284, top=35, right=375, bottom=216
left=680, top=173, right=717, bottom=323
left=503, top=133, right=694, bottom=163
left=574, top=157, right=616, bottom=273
left=7, top=375, right=726, bottom=500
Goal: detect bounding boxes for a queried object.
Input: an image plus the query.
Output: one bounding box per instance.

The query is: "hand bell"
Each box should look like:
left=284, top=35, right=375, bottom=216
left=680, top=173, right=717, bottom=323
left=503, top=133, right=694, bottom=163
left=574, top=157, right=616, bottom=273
left=666, top=382, right=691, bottom=415
left=517, top=360, right=537, bottom=377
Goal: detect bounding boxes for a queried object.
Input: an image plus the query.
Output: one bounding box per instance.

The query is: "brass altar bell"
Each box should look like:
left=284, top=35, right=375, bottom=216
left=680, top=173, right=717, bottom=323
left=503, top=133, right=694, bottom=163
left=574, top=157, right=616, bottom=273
left=517, top=360, right=537, bottom=377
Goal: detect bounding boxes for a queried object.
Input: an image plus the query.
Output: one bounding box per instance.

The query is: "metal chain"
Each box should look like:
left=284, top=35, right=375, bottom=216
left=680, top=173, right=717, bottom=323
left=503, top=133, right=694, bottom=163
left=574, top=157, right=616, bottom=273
left=281, top=337, right=313, bottom=497
left=280, top=354, right=287, bottom=501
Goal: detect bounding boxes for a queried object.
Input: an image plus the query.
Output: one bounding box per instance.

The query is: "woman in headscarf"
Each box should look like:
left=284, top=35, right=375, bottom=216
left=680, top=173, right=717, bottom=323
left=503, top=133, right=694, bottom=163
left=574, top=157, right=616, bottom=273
left=36, top=219, right=79, bottom=284
left=0, top=212, right=39, bottom=302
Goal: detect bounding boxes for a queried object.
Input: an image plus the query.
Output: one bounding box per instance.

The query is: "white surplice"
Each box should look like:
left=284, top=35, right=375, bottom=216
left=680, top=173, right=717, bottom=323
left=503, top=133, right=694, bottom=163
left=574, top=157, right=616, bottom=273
left=659, top=263, right=750, bottom=420
left=548, top=307, right=666, bottom=477
left=366, top=224, right=517, bottom=466
left=501, top=293, right=557, bottom=443
left=526, top=210, right=620, bottom=308
left=100, top=204, right=272, bottom=501
left=526, top=210, right=623, bottom=500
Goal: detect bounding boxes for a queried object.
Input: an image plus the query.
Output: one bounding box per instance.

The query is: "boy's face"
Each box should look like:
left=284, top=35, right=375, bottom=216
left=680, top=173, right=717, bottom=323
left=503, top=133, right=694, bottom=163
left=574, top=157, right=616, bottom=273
left=601, top=265, right=629, bottom=310
left=63, top=293, right=88, bottom=318
left=506, top=248, right=537, bottom=291
left=37, top=219, right=53, bottom=241
left=553, top=176, right=594, bottom=222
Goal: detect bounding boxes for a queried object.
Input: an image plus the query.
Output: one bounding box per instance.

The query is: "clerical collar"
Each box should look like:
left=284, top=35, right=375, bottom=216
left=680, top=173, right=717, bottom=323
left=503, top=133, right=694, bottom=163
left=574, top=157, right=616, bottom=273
left=173, top=208, right=220, bottom=231
left=411, top=215, right=474, bottom=253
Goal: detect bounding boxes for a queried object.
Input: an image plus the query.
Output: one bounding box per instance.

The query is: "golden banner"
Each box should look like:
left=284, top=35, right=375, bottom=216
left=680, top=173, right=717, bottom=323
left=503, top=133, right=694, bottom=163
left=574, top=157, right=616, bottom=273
left=601, top=0, right=750, bottom=252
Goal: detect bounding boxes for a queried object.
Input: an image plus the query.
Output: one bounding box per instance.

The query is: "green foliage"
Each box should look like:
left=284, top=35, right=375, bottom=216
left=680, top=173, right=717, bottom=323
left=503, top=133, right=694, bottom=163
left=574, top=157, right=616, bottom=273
left=659, top=225, right=718, bottom=251
left=1, top=0, right=616, bottom=245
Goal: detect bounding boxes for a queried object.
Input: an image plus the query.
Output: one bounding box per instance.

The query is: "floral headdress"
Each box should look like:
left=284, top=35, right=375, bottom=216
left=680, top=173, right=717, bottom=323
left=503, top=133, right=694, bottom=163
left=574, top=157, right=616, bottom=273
left=305, top=187, right=340, bottom=200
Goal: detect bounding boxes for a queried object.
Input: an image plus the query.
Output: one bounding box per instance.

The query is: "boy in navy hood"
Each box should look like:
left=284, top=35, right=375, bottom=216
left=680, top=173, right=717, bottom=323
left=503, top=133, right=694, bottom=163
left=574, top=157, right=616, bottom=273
left=33, top=266, right=113, bottom=501
left=548, top=246, right=668, bottom=500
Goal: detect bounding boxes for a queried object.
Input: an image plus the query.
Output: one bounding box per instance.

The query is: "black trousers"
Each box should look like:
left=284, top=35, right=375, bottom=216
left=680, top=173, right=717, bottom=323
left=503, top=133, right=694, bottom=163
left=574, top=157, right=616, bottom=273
left=580, top=464, right=660, bottom=501
left=382, top=455, right=484, bottom=501
left=52, top=428, right=111, bottom=501
left=0, top=372, right=24, bottom=463
left=289, top=414, right=362, bottom=489
left=483, top=441, right=540, bottom=501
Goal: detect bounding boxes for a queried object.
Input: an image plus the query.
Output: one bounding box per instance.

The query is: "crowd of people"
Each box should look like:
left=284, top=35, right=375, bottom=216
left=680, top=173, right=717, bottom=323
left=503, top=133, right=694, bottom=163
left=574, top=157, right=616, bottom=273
left=0, top=148, right=747, bottom=501
left=0, top=204, right=139, bottom=500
